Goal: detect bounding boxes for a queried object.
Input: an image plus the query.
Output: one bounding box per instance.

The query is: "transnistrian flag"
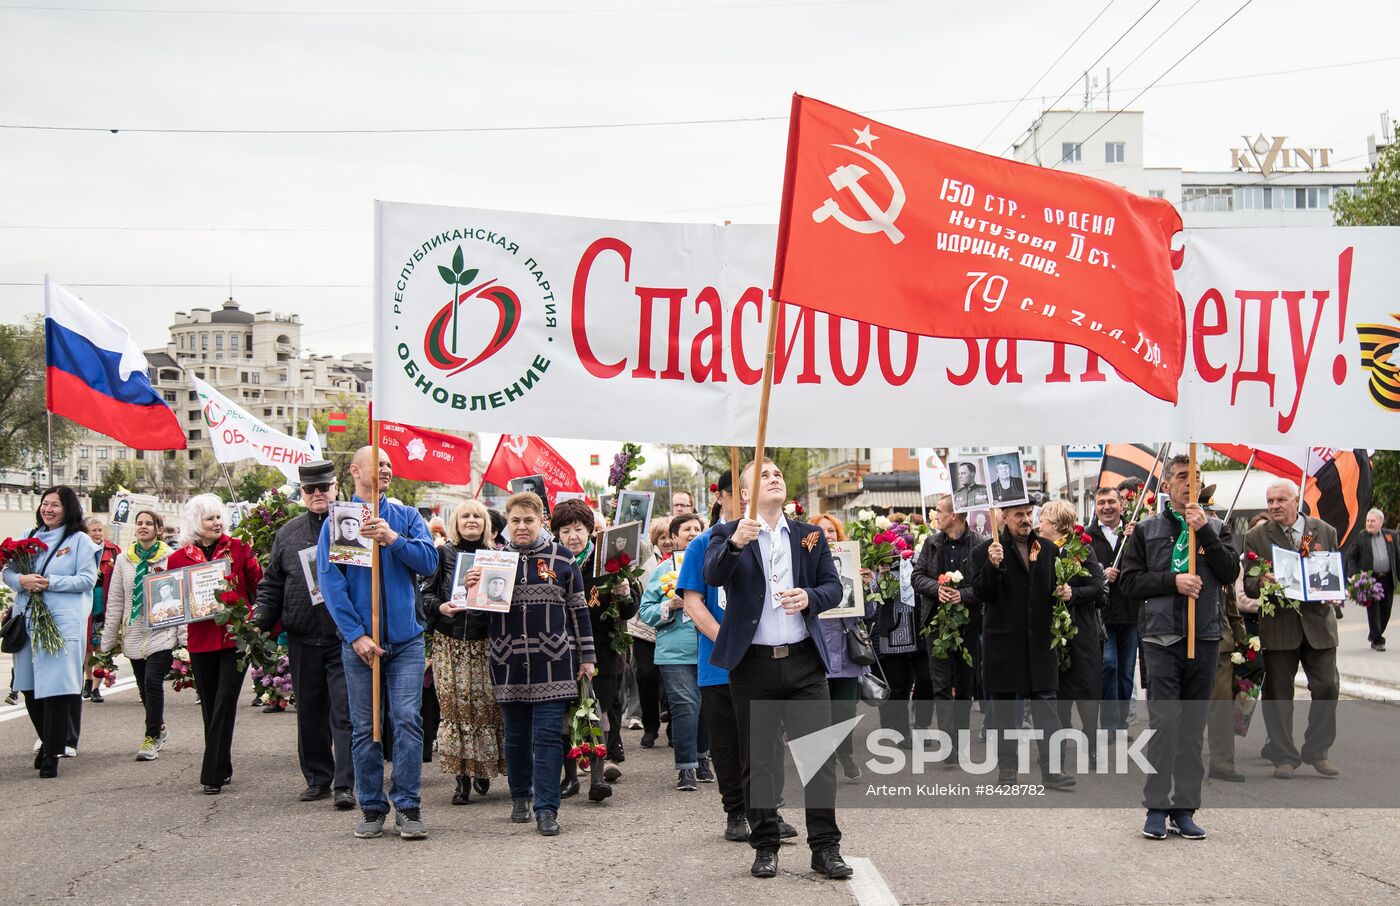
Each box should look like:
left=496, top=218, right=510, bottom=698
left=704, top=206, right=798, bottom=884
left=44, top=278, right=186, bottom=450
left=327, top=412, right=348, bottom=433
left=772, top=95, right=1186, bottom=403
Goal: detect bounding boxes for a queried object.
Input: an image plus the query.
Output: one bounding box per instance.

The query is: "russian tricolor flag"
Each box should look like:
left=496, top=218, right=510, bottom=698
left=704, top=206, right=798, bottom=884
left=44, top=278, right=187, bottom=450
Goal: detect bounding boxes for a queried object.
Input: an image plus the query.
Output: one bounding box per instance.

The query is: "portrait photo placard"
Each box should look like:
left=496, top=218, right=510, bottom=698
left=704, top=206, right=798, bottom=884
left=1305, top=550, right=1345, bottom=602
left=614, top=490, right=655, bottom=530
left=328, top=501, right=374, bottom=567
left=449, top=551, right=477, bottom=607
left=819, top=540, right=864, bottom=619
left=949, top=456, right=990, bottom=513
left=144, top=571, right=188, bottom=630
left=467, top=550, right=519, bottom=613
left=596, top=520, right=642, bottom=577
left=298, top=546, right=324, bottom=606
left=508, top=474, right=551, bottom=516
left=185, top=561, right=228, bottom=622
left=985, top=450, right=1030, bottom=508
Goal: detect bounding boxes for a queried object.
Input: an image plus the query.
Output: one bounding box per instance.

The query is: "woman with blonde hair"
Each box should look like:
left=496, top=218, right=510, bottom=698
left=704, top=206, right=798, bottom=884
left=101, top=509, right=182, bottom=761
left=167, top=493, right=263, bottom=794
left=421, top=499, right=505, bottom=805
left=1038, top=499, right=1107, bottom=750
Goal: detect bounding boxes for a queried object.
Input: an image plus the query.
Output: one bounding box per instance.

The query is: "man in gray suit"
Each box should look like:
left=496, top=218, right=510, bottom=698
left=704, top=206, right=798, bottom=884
left=1243, top=479, right=1341, bottom=780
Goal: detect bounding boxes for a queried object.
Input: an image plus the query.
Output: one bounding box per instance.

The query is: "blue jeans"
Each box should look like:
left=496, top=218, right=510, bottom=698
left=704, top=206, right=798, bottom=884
left=500, top=699, right=568, bottom=813
left=1101, top=623, right=1139, bottom=730
left=658, top=663, right=709, bottom=770
left=341, top=635, right=425, bottom=814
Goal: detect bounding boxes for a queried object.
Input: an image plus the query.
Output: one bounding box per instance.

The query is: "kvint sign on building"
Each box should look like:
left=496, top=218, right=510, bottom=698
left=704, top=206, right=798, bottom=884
left=1230, top=134, right=1335, bottom=176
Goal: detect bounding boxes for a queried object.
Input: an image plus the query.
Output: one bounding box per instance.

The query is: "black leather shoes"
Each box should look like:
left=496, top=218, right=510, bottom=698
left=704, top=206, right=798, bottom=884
left=333, top=788, right=355, bottom=810
left=639, top=732, right=657, bottom=748
left=725, top=814, right=750, bottom=842
left=452, top=775, right=471, bottom=805
left=202, top=784, right=221, bottom=795
left=811, top=847, right=854, bottom=880
left=751, top=848, right=778, bottom=878
left=473, top=777, right=491, bottom=796
left=560, top=777, right=580, bottom=799
left=1209, top=768, right=1246, bottom=783
left=300, top=784, right=331, bottom=802
left=778, top=818, right=799, bottom=840
left=510, top=799, right=531, bottom=823
left=1043, top=773, right=1076, bottom=791
left=536, top=808, right=560, bottom=836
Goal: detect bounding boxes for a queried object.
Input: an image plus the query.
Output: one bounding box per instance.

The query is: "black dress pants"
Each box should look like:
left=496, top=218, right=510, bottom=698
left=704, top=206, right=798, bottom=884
left=986, top=690, right=1063, bottom=775
left=1368, top=576, right=1394, bottom=645
left=190, top=648, right=247, bottom=787
left=728, top=641, right=840, bottom=853
left=1141, top=638, right=1218, bottom=813
left=25, top=693, right=78, bottom=759
left=930, top=627, right=981, bottom=748
left=288, top=639, right=354, bottom=790
left=130, top=649, right=174, bottom=739
left=700, top=683, right=746, bottom=819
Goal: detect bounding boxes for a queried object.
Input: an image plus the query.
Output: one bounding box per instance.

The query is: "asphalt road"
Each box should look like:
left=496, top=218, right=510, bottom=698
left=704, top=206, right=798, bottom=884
left=4, top=675, right=1399, bottom=905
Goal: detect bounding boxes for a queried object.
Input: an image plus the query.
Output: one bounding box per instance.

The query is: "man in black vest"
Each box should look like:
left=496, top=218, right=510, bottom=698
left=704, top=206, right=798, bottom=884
left=1119, top=454, right=1239, bottom=841
left=253, top=460, right=354, bottom=809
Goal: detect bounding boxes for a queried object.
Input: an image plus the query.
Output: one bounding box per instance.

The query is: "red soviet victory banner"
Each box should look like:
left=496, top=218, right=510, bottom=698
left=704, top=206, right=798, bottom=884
left=378, top=420, right=474, bottom=484
left=772, top=95, right=1186, bottom=403
left=480, top=435, right=584, bottom=507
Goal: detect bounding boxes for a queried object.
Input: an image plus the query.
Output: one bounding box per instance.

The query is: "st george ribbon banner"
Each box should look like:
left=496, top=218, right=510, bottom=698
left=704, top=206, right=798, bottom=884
left=373, top=200, right=1399, bottom=449
left=772, top=95, right=1185, bottom=403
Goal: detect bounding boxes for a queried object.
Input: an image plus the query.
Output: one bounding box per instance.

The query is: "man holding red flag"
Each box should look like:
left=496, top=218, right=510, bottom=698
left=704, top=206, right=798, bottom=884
left=772, top=95, right=1185, bottom=403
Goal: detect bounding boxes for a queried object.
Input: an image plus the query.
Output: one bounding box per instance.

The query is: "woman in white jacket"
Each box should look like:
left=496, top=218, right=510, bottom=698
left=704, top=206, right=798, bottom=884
left=101, top=509, right=185, bottom=761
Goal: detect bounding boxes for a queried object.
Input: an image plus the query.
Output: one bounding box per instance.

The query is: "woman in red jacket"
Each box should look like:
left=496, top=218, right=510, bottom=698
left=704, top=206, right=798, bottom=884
left=168, top=493, right=263, bottom=795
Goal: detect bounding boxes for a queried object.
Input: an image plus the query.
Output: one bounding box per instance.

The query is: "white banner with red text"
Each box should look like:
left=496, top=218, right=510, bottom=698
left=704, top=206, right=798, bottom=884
left=373, top=201, right=1398, bottom=449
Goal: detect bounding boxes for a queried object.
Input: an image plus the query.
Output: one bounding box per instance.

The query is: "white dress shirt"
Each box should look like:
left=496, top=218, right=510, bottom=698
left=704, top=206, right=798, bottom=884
left=751, top=515, right=808, bottom=646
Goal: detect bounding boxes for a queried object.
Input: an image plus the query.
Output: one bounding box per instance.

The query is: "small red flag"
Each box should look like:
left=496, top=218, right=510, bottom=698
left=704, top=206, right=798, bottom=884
left=590, top=454, right=600, bottom=466
left=327, top=412, right=348, bottom=433
left=378, top=421, right=473, bottom=484
left=481, top=435, right=584, bottom=507
left=773, top=95, right=1186, bottom=403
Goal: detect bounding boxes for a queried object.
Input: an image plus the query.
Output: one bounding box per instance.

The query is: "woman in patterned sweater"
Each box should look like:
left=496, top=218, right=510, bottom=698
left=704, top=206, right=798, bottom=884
left=465, top=491, right=595, bottom=836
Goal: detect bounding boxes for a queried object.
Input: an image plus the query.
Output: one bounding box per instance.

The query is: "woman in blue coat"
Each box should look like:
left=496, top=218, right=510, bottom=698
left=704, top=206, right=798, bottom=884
left=3, top=486, right=98, bottom=778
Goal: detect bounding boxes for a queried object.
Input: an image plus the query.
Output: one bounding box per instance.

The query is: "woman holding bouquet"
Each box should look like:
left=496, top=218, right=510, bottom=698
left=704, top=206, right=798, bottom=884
left=463, top=492, right=595, bottom=836
left=168, top=494, right=262, bottom=795
left=1038, top=500, right=1108, bottom=751
left=422, top=499, right=506, bottom=805
left=100, top=509, right=182, bottom=761
left=2, top=486, right=98, bottom=778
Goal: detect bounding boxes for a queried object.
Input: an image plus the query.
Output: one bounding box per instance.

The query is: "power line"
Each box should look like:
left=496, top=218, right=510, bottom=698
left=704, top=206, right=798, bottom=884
left=1049, top=0, right=1257, bottom=171
left=3, top=53, right=1394, bottom=137
left=0, top=0, right=894, bottom=15
left=1033, top=0, right=1203, bottom=156
left=997, top=0, right=1165, bottom=158
left=974, top=0, right=1116, bottom=151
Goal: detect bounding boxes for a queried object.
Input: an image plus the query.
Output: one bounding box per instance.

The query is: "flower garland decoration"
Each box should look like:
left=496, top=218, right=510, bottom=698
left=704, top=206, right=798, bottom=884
left=567, top=676, right=607, bottom=770
left=846, top=510, right=913, bottom=605
left=233, top=489, right=305, bottom=569
left=250, top=650, right=294, bottom=710
left=922, top=570, right=973, bottom=666
left=166, top=647, right=194, bottom=692
left=0, top=536, right=63, bottom=654
left=1348, top=570, right=1386, bottom=608
left=1243, top=551, right=1299, bottom=618
left=1049, top=524, right=1094, bottom=671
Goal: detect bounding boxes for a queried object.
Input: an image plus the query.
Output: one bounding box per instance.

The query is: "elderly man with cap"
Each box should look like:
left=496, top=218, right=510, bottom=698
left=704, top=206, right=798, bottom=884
left=253, top=460, right=356, bottom=809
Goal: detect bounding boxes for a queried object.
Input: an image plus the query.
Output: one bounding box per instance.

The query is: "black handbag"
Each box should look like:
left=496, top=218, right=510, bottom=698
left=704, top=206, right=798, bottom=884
left=858, top=650, right=891, bottom=703
left=0, top=608, right=27, bottom=654
left=844, top=620, right=876, bottom=666
left=1, top=529, right=74, bottom=654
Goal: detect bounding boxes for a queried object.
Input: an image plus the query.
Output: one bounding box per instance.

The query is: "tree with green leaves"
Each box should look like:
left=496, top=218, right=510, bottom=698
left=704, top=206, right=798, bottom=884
left=90, top=460, right=146, bottom=512
left=1332, top=129, right=1400, bottom=226
left=672, top=445, right=811, bottom=501
left=219, top=464, right=286, bottom=504
left=0, top=318, right=83, bottom=472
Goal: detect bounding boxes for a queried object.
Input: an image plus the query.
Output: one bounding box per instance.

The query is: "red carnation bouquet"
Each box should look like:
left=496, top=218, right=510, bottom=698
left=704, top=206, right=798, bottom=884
left=0, top=536, right=63, bottom=654
left=1049, top=524, right=1093, bottom=670
left=568, top=675, right=607, bottom=770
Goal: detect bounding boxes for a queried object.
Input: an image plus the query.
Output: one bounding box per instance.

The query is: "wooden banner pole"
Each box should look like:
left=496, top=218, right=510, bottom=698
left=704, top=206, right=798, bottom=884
left=1187, top=442, right=1199, bottom=660
left=369, top=404, right=382, bottom=742
left=729, top=446, right=741, bottom=521
left=746, top=295, right=783, bottom=519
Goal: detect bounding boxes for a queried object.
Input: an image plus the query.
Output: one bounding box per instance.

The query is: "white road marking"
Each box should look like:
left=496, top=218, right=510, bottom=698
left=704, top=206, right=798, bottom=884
left=845, top=857, right=899, bottom=906
left=0, top=677, right=138, bottom=723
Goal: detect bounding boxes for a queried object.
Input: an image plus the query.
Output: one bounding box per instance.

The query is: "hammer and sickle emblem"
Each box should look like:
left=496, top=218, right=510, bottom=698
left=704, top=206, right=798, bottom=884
left=812, top=144, right=906, bottom=245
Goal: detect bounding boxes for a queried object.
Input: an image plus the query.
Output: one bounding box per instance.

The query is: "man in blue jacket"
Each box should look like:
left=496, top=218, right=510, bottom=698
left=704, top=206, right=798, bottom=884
left=319, top=445, right=438, bottom=841
left=703, top=458, right=850, bottom=881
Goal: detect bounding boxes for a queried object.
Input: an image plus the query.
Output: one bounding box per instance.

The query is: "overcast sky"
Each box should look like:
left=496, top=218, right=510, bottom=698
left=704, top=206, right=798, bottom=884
left=3, top=0, right=1396, bottom=482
